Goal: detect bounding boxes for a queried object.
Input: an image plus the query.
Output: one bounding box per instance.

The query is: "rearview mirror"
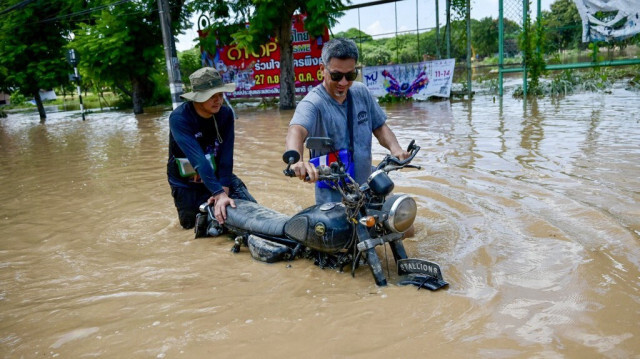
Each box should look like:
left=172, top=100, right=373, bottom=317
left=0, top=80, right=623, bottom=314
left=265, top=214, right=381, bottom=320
left=282, top=150, right=300, bottom=164
left=304, top=137, right=334, bottom=151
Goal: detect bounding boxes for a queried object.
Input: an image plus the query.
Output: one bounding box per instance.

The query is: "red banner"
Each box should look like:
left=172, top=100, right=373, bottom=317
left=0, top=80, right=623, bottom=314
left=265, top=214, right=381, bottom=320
left=198, top=14, right=329, bottom=98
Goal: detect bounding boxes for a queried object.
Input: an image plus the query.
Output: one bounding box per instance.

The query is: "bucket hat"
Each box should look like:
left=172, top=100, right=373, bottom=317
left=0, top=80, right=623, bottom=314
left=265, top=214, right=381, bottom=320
left=181, top=67, right=236, bottom=102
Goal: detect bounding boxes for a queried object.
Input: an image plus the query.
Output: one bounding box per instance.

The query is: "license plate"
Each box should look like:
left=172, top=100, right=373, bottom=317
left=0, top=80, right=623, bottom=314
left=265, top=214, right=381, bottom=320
left=397, top=258, right=444, bottom=281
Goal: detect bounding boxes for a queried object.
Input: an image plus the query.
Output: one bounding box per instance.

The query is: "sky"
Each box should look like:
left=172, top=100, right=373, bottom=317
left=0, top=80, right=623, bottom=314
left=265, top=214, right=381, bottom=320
left=175, top=0, right=555, bottom=52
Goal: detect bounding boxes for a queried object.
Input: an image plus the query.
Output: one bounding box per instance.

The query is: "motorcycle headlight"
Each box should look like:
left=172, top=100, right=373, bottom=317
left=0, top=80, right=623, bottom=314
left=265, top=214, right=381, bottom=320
left=382, top=194, right=417, bottom=233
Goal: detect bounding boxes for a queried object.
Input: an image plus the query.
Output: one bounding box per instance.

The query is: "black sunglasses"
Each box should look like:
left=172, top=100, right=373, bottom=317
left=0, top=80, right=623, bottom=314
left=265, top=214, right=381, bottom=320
left=327, top=69, right=358, bottom=82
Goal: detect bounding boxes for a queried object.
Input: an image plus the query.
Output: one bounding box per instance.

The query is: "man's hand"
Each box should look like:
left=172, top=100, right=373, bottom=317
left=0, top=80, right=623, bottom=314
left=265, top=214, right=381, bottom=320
left=285, top=125, right=318, bottom=182
left=291, top=161, right=318, bottom=182
left=374, top=124, right=411, bottom=162
left=207, top=189, right=235, bottom=224
left=392, top=149, right=411, bottom=161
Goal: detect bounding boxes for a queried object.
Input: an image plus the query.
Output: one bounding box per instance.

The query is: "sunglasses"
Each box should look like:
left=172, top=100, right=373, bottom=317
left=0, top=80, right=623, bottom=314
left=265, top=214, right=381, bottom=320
left=327, top=69, right=358, bottom=82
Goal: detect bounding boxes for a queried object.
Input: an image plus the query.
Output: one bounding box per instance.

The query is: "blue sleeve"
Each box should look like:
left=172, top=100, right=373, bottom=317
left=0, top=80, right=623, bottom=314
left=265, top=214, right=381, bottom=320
left=290, top=99, right=319, bottom=134
left=169, top=111, right=225, bottom=195
left=216, top=109, right=234, bottom=188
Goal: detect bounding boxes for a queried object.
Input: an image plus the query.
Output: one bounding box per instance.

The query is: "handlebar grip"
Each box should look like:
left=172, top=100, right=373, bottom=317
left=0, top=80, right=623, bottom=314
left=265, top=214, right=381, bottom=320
left=283, top=168, right=311, bottom=181
left=407, top=139, right=416, bottom=152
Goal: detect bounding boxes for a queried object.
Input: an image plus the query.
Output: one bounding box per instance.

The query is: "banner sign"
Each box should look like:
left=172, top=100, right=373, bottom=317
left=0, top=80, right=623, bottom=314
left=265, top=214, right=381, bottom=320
left=573, top=0, right=640, bottom=42
left=199, top=14, right=329, bottom=98
left=362, top=59, right=456, bottom=100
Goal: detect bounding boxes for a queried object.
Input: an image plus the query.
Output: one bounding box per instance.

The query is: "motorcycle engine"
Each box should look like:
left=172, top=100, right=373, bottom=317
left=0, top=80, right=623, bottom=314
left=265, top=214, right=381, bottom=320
left=382, top=194, right=417, bottom=233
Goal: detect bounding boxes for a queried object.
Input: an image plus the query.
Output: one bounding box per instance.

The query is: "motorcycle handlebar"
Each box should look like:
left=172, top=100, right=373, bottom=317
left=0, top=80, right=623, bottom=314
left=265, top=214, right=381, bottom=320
left=284, top=165, right=340, bottom=182
left=376, top=140, right=421, bottom=171
left=283, top=140, right=421, bottom=179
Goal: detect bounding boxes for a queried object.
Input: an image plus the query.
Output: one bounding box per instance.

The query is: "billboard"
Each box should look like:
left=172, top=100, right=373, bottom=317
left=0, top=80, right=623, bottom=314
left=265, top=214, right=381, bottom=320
left=362, top=59, right=456, bottom=100
left=198, top=14, right=330, bottom=98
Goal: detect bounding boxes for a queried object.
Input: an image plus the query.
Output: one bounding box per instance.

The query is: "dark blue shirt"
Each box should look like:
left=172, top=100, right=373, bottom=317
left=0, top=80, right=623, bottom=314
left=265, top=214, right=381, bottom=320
left=167, top=101, right=234, bottom=195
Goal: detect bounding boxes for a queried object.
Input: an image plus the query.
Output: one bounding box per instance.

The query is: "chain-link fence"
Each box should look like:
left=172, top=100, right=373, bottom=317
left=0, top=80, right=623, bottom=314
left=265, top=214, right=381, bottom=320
left=499, top=0, right=640, bottom=96
left=501, top=0, right=523, bottom=62
left=332, top=0, right=640, bottom=97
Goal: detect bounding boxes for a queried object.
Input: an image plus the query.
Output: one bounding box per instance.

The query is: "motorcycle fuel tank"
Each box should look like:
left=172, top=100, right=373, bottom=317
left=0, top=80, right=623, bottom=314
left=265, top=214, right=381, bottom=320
left=284, top=202, right=353, bottom=253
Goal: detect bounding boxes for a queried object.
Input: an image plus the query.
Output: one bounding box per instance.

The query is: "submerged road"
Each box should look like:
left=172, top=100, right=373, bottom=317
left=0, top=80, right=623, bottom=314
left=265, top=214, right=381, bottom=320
left=1, top=88, right=639, bottom=358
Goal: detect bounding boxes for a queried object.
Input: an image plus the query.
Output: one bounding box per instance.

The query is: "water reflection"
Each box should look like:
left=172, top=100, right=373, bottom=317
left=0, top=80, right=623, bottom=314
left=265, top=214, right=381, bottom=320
left=1, top=88, right=639, bottom=358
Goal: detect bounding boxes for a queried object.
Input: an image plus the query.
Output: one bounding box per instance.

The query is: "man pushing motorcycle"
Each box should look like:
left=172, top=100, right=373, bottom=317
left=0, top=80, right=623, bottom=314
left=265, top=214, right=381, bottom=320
left=285, top=38, right=410, bottom=204
left=167, top=67, right=255, bottom=230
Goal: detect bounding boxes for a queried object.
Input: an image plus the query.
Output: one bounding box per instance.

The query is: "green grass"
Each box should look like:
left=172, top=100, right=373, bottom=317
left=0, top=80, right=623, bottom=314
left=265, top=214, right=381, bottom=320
left=511, top=65, right=640, bottom=98
left=50, top=92, right=123, bottom=111
left=2, top=91, right=126, bottom=111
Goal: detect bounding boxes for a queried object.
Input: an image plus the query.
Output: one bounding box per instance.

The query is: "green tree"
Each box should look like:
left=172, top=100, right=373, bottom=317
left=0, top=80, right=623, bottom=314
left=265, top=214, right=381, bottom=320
left=333, top=27, right=372, bottom=42
left=416, top=30, right=441, bottom=59
left=69, top=0, right=189, bottom=114
left=447, top=19, right=471, bottom=60
left=519, top=2, right=546, bottom=95
left=472, top=17, right=498, bottom=58
left=178, top=48, right=204, bottom=86
left=544, top=0, right=583, bottom=53
left=361, top=44, right=392, bottom=66
left=192, top=0, right=347, bottom=110
left=0, top=0, right=77, bottom=122
left=471, top=17, right=521, bottom=58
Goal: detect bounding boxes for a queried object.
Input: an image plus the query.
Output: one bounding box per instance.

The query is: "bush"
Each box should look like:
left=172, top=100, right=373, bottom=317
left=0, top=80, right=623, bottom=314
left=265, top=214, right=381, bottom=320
left=378, top=93, right=414, bottom=103
left=9, top=90, right=27, bottom=106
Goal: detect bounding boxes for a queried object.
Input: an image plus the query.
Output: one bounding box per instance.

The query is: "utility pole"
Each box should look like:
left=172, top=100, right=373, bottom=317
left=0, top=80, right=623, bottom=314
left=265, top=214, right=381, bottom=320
left=157, top=0, right=183, bottom=109
left=66, top=49, right=85, bottom=121
left=446, top=0, right=451, bottom=59
left=435, top=0, right=441, bottom=59
left=466, top=0, right=472, bottom=97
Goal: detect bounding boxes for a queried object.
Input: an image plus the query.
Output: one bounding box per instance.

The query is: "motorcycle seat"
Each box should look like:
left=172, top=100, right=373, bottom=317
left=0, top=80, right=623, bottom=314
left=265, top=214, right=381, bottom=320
left=225, top=199, right=289, bottom=237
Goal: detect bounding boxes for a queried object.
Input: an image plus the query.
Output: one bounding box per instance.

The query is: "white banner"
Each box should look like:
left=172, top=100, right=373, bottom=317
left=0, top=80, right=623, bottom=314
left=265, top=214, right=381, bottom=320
left=362, top=59, right=456, bottom=100
left=573, top=0, right=640, bottom=42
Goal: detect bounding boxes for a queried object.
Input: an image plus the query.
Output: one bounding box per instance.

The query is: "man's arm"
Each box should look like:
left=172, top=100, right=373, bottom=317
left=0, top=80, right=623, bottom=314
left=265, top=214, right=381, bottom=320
left=208, top=108, right=236, bottom=225
left=285, top=124, right=318, bottom=182
left=216, top=108, right=235, bottom=187
left=170, top=113, right=225, bottom=195
left=373, top=124, right=410, bottom=160
left=207, top=188, right=235, bottom=225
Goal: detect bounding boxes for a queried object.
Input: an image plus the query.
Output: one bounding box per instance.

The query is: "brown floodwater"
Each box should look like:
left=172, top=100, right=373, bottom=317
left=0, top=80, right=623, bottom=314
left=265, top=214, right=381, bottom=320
left=1, top=86, right=639, bottom=358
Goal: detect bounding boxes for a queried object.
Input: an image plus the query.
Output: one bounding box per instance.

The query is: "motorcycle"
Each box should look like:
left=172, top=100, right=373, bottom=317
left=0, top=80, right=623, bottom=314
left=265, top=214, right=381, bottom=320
left=197, top=137, right=448, bottom=290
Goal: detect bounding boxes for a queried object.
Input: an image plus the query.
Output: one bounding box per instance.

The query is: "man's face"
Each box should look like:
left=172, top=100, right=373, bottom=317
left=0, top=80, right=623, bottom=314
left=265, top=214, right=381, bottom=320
left=194, top=92, right=224, bottom=117
left=322, top=58, right=357, bottom=102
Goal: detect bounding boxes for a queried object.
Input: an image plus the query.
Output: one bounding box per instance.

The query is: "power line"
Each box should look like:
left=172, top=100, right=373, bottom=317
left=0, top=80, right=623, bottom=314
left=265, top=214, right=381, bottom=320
left=34, top=0, right=184, bottom=25
left=39, top=0, right=134, bottom=23
left=0, top=0, right=37, bottom=16
left=343, top=0, right=404, bottom=11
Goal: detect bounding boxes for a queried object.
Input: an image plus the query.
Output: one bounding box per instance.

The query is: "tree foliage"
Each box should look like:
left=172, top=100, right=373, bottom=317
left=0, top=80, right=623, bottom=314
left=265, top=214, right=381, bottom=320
left=69, top=0, right=189, bottom=114
left=350, top=14, right=521, bottom=67
left=190, top=0, right=348, bottom=109
left=519, top=2, right=546, bottom=94
left=0, top=0, right=191, bottom=115
left=178, top=48, right=204, bottom=86
left=471, top=17, right=521, bottom=58
left=0, top=0, right=79, bottom=121
left=332, top=28, right=372, bottom=42
left=2, top=0, right=638, bottom=115
left=543, top=0, right=583, bottom=52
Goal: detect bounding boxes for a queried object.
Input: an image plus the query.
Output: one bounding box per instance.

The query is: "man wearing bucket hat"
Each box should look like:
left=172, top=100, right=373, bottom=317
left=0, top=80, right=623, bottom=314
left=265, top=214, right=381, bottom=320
left=167, top=67, right=255, bottom=232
